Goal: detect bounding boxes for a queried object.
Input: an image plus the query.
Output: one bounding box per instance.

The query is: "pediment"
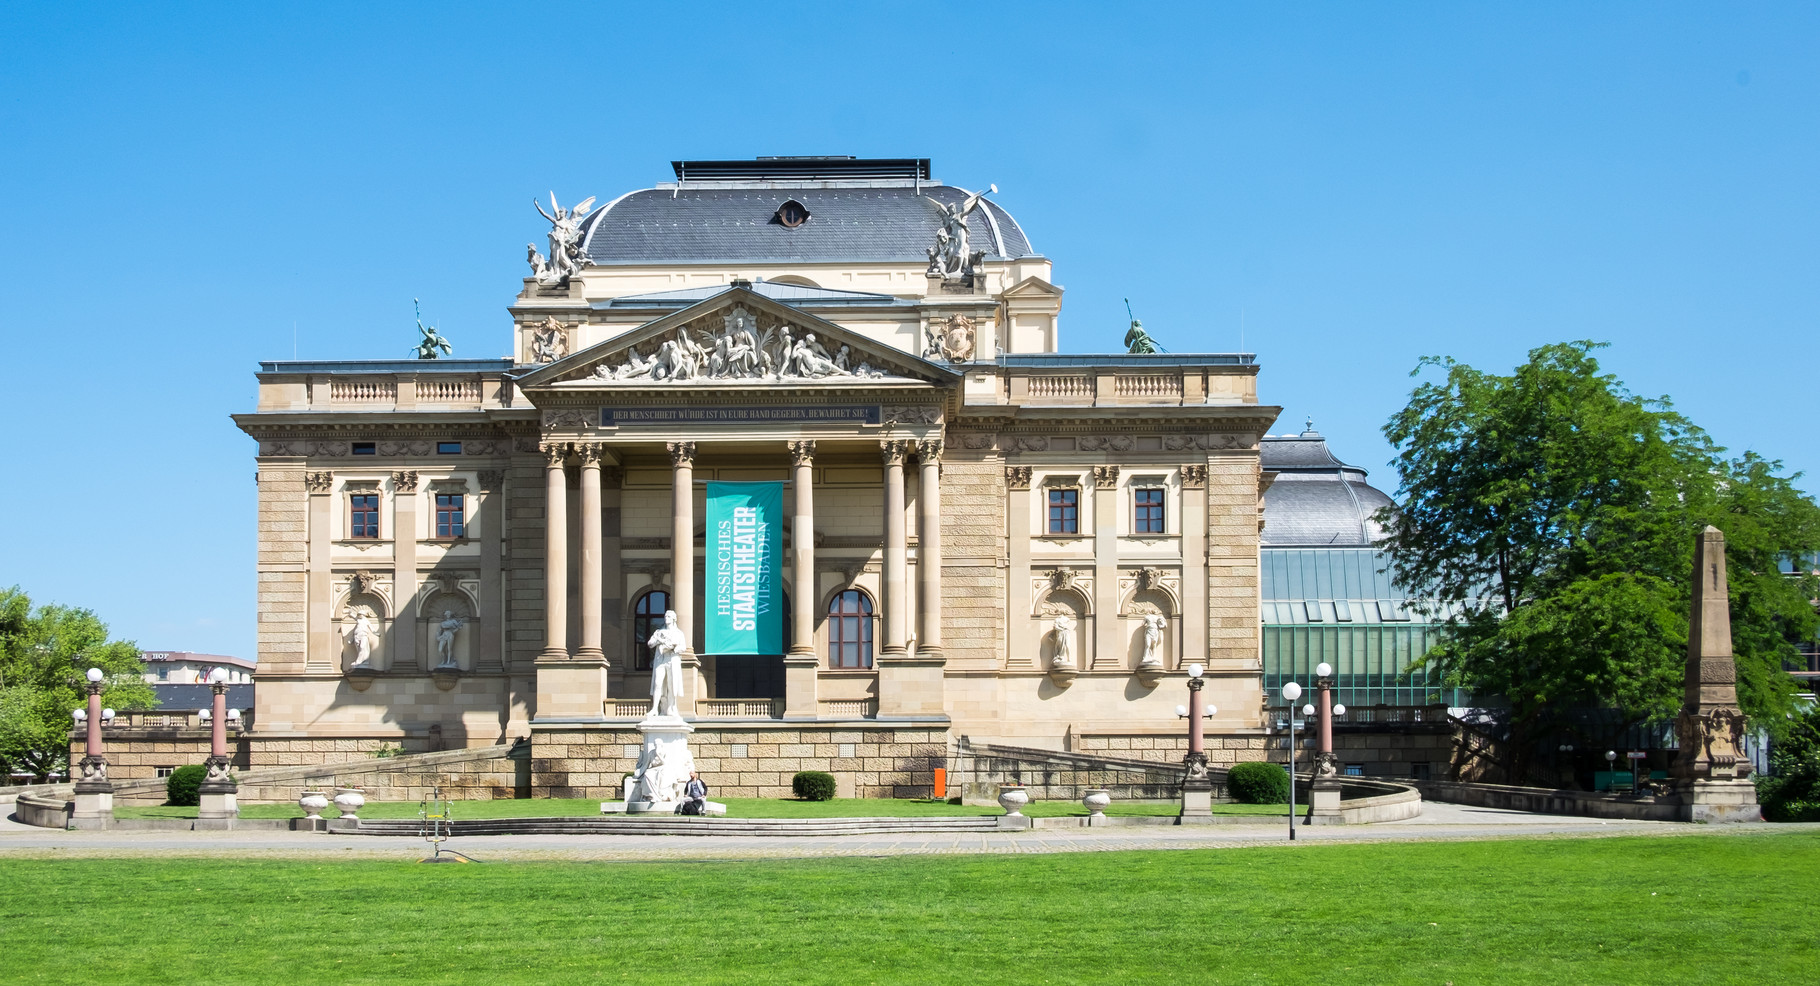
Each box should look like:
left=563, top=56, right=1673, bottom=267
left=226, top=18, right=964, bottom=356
left=515, top=287, right=962, bottom=391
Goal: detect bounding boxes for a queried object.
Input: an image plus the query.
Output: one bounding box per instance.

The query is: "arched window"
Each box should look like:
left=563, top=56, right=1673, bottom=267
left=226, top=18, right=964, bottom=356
left=632, top=589, right=670, bottom=671
left=827, top=589, right=874, bottom=669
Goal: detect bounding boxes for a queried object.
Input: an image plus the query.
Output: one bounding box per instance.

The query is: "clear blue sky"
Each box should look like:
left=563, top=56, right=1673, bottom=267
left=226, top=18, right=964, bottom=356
left=3, top=4, right=1815, bottom=658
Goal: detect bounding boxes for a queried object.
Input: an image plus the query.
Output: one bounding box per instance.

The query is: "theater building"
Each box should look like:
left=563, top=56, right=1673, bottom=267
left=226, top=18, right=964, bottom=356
left=231, top=156, right=1286, bottom=797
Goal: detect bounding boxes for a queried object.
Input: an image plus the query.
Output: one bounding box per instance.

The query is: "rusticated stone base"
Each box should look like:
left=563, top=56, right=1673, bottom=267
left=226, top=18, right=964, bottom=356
left=1680, top=779, right=1761, bottom=823
left=529, top=720, right=951, bottom=800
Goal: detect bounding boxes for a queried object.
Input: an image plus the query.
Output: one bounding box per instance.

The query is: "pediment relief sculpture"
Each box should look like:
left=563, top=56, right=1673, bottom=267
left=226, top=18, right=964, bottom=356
left=572, top=305, right=917, bottom=385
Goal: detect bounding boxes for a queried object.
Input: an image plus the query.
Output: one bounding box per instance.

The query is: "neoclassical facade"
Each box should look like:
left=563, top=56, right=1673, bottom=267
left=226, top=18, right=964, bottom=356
left=232, top=157, right=1283, bottom=797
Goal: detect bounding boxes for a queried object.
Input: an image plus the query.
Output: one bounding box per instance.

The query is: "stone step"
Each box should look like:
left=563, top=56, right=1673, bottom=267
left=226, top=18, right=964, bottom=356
left=348, top=815, right=1003, bottom=837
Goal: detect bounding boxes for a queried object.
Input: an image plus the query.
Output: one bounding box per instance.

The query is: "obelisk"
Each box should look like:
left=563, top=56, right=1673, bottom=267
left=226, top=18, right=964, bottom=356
left=1672, top=526, right=1760, bottom=822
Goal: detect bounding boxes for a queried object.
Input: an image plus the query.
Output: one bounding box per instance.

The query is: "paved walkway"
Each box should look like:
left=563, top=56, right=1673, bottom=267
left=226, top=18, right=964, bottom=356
left=3, top=802, right=1802, bottom=861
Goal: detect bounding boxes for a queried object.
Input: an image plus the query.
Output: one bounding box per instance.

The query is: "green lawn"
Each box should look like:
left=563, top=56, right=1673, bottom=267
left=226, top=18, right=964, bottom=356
left=115, top=797, right=1284, bottom=820
left=2, top=833, right=1812, bottom=984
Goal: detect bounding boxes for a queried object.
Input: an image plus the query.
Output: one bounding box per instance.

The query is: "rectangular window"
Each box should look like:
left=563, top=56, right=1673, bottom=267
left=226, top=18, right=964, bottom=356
left=1410, top=762, right=1432, bottom=781
left=349, top=494, right=380, bottom=538
left=437, top=441, right=461, bottom=455
left=1344, top=763, right=1366, bottom=777
left=1133, top=487, right=1165, bottom=533
left=435, top=494, right=465, bottom=538
left=155, top=766, right=176, bottom=778
left=1334, top=599, right=1354, bottom=622
left=1047, top=488, right=1079, bottom=534
left=351, top=442, right=376, bottom=455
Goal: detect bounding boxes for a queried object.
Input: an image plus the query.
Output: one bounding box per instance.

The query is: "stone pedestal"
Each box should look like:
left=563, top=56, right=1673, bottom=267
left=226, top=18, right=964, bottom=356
left=1307, top=777, right=1345, bottom=826
left=616, top=715, right=696, bottom=813
left=1680, top=779, right=1761, bottom=824
left=70, top=781, right=113, bottom=830
left=1179, top=779, right=1213, bottom=822
left=197, top=783, right=239, bottom=830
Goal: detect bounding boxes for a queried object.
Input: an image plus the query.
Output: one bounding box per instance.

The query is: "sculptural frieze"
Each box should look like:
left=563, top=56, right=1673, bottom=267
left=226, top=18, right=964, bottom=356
left=531, top=192, right=596, bottom=287
left=582, top=307, right=909, bottom=384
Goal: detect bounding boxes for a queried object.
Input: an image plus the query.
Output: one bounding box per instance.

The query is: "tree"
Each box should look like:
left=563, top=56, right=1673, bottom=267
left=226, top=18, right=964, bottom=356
left=0, top=588, right=156, bottom=781
left=1378, top=341, right=1820, bottom=780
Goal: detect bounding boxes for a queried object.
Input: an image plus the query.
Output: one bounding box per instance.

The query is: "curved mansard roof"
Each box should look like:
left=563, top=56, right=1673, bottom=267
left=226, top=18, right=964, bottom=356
left=582, top=184, right=1036, bottom=265
left=1259, top=425, right=1396, bottom=547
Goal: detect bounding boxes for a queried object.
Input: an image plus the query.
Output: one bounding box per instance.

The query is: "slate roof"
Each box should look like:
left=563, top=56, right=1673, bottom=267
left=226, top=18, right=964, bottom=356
left=1259, top=428, right=1395, bottom=547
left=600, top=282, right=906, bottom=309
left=582, top=185, right=1036, bottom=264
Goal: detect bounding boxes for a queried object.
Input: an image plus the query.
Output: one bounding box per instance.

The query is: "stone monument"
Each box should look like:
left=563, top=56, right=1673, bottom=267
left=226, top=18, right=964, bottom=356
left=603, top=612, right=725, bottom=815
left=1672, top=526, right=1760, bottom=822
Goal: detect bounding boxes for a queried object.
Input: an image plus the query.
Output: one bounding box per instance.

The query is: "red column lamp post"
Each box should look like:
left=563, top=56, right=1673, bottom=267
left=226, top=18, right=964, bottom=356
left=1308, top=662, right=1348, bottom=825
left=71, top=667, right=116, bottom=827
left=197, top=667, right=240, bottom=828
left=1177, top=663, right=1217, bottom=820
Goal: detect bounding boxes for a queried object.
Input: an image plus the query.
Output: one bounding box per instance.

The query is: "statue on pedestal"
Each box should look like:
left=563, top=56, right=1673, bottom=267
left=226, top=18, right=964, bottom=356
left=532, top=192, right=596, bottom=286
left=925, top=184, right=996, bottom=280
left=346, top=611, right=376, bottom=667
left=435, top=610, right=466, bottom=669
left=1050, top=614, right=1076, bottom=669
left=646, top=610, right=686, bottom=719
left=1140, top=613, right=1167, bottom=668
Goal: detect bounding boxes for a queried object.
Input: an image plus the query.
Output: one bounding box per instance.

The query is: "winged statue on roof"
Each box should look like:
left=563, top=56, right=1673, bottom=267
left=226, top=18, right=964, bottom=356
left=926, top=184, right=996, bottom=280
left=530, top=192, right=597, bottom=286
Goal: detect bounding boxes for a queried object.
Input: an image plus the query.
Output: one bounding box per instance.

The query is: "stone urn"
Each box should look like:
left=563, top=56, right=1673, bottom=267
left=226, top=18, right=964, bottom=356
left=298, top=790, right=329, bottom=819
left=1082, top=788, right=1112, bottom=817
left=332, top=788, right=366, bottom=820
left=997, top=785, right=1029, bottom=817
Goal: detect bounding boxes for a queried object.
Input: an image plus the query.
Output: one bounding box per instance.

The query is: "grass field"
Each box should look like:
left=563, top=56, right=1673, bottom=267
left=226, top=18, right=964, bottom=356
left=3, top=833, right=1812, bottom=984
left=114, top=798, right=1291, bottom=820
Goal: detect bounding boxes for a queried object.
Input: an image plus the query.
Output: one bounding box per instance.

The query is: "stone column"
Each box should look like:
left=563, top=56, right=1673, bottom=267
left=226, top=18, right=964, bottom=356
left=197, top=678, right=238, bottom=828
left=71, top=677, right=112, bottom=828
left=539, top=443, right=569, bottom=661
left=1092, top=466, right=1120, bottom=670
left=880, top=440, right=911, bottom=657
left=392, top=470, right=421, bottom=669
left=668, top=441, right=699, bottom=715
left=305, top=472, right=334, bottom=671
left=784, top=441, right=819, bottom=719
left=575, top=443, right=605, bottom=662
left=917, top=441, right=944, bottom=662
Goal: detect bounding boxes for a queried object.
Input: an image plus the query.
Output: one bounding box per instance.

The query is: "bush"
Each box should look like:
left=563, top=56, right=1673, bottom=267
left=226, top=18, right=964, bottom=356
left=1226, top=761, right=1290, bottom=804
left=1759, top=704, right=1820, bottom=823
left=165, top=765, right=207, bottom=806
left=792, top=770, right=837, bottom=801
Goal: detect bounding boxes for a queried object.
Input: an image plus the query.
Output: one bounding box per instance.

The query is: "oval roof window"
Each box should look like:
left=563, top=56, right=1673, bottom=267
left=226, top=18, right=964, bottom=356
left=773, top=199, right=811, bottom=228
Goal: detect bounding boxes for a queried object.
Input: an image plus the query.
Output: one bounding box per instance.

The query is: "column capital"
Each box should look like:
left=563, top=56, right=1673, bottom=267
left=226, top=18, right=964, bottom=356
left=540, top=442, right=569, bottom=466
left=575, top=442, right=604, bottom=466
left=1093, top=465, right=1119, bottom=489
left=304, top=471, right=334, bottom=494
left=916, top=439, right=944, bottom=464
left=880, top=439, right=912, bottom=465
left=667, top=441, right=697, bottom=467
left=392, top=470, right=420, bottom=493
left=787, top=440, right=817, bottom=465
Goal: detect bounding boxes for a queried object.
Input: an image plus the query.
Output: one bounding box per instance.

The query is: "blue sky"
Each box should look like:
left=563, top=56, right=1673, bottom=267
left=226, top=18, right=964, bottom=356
left=2, top=3, right=1816, bottom=658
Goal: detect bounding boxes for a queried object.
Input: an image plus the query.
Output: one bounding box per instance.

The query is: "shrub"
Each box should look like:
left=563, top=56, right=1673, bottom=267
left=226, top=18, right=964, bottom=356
left=166, top=765, right=207, bottom=806
left=1226, top=761, right=1290, bottom=804
left=792, top=770, right=837, bottom=801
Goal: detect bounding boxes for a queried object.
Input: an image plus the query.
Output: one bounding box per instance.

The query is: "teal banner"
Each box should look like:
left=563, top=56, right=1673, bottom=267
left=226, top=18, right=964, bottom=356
left=705, top=481, right=783, bottom=655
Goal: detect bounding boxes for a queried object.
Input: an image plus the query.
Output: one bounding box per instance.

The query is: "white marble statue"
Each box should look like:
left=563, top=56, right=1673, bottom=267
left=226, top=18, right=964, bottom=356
left=346, top=611, right=375, bottom=666
left=1140, top=612, right=1167, bottom=668
left=628, top=730, right=695, bottom=805
left=531, top=192, right=596, bottom=286
left=435, top=610, right=466, bottom=669
left=926, top=184, right=996, bottom=278
left=646, top=609, right=686, bottom=719
left=1050, top=614, right=1075, bottom=669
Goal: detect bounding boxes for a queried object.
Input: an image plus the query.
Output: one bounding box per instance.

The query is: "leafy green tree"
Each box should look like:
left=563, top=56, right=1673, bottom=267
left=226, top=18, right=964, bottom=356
left=0, top=588, right=156, bottom=781
left=1757, top=703, right=1820, bottom=822
left=1378, top=342, right=1820, bottom=780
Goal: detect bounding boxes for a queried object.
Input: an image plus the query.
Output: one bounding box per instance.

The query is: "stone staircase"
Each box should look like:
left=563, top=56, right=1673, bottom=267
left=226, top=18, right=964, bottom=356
left=349, top=814, right=1004, bottom=837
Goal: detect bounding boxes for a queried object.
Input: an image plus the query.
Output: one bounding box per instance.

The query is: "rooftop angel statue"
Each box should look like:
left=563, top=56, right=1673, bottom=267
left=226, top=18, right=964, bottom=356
left=533, top=191, right=597, bottom=285
left=411, top=298, right=452, bottom=359
left=926, top=184, right=996, bottom=278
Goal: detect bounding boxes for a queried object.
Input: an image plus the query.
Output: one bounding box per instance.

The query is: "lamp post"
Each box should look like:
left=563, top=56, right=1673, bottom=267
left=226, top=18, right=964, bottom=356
left=1283, top=680, right=1302, bottom=840
left=71, top=667, right=114, bottom=828
left=197, top=667, right=239, bottom=827
left=1178, top=663, right=1217, bottom=821
left=1306, top=663, right=1350, bottom=825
